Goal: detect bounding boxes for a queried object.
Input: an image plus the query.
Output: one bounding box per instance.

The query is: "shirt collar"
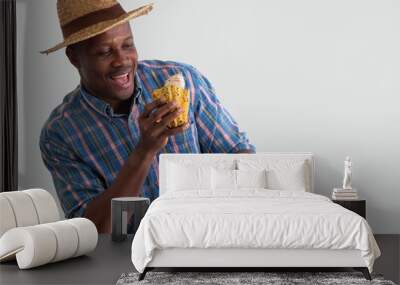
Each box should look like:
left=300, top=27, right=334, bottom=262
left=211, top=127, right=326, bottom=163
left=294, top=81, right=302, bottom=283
left=80, top=73, right=143, bottom=118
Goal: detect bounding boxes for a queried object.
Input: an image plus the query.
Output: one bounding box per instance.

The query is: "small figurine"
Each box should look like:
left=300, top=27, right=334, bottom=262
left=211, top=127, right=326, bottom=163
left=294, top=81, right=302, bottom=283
left=342, top=156, right=352, bottom=190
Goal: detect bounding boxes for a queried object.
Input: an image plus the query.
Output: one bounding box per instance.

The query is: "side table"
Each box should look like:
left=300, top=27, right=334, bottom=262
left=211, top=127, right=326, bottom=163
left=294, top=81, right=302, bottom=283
left=332, top=199, right=366, bottom=219
left=111, top=197, right=150, bottom=242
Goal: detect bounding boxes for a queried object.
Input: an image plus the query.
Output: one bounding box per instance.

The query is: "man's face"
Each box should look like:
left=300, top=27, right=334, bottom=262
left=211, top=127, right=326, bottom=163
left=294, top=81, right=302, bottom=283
left=67, top=23, right=137, bottom=107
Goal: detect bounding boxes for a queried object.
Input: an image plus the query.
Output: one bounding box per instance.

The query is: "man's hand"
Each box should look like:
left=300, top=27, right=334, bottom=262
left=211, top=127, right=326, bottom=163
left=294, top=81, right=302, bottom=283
left=85, top=99, right=190, bottom=233
left=137, top=99, right=189, bottom=155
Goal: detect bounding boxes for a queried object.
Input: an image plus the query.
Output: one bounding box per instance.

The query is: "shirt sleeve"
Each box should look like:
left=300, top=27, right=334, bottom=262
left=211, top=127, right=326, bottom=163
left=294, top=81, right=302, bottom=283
left=188, top=66, right=256, bottom=153
left=39, top=123, right=105, bottom=219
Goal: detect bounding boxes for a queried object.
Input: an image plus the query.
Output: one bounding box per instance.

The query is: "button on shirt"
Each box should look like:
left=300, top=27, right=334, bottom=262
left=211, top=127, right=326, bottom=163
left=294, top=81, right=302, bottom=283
left=40, top=60, right=256, bottom=219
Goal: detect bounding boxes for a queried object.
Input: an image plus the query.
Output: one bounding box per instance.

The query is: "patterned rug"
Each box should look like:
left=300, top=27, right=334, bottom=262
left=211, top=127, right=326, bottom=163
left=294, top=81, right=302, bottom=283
left=116, top=271, right=396, bottom=285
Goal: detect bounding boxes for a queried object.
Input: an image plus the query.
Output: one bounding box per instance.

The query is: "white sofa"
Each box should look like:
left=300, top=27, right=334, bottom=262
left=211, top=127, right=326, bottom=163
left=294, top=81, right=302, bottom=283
left=0, top=189, right=98, bottom=269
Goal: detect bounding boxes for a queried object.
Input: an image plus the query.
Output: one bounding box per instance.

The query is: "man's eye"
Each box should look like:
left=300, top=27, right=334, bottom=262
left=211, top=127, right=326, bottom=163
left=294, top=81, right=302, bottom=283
left=98, top=50, right=111, bottom=56
left=123, top=43, right=134, bottom=49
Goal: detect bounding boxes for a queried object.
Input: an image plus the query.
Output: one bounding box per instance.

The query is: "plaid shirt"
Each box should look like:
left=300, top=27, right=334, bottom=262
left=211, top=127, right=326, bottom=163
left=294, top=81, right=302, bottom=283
left=40, top=60, right=256, bottom=218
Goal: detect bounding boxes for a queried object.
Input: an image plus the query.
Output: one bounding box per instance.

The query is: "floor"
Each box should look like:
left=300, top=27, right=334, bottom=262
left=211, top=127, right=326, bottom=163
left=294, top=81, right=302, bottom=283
left=374, top=234, right=400, bottom=284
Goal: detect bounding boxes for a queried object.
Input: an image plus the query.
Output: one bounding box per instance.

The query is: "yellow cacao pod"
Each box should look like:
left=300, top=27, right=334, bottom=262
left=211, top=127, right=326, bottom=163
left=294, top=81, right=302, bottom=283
left=152, top=85, right=190, bottom=128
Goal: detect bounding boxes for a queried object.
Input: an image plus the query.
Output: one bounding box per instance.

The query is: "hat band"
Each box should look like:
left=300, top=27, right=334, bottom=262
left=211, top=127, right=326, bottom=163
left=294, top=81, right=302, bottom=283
left=62, top=4, right=127, bottom=38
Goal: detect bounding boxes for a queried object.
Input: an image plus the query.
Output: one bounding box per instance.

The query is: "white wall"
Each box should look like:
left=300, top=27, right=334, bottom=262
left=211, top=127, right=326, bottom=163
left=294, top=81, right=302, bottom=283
left=17, top=0, right=400, bottom=233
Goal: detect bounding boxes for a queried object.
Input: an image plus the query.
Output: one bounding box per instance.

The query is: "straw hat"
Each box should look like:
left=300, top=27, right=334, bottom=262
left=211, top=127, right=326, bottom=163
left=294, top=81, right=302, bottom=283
left=41, top=0, right=153, bottom=54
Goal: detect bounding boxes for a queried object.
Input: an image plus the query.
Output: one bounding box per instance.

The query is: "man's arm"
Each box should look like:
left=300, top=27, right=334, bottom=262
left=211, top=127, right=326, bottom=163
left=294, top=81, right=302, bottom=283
left=85, top=99, right=190, bottom=233
left=83, top=144, right=154, bottom=233
left=41, top=99, right=188, bottom=233
left=188, top=66, right=256, bottom=153
left=235, top=149, right=256, bottom=154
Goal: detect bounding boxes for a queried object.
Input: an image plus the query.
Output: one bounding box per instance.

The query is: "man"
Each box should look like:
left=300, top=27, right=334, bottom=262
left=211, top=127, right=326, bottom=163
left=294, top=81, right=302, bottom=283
left=40, top=0, right=256, bottom=233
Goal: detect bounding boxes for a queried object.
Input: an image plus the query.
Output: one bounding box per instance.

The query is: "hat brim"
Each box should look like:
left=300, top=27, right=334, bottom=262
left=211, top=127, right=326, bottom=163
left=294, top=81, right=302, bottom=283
left=41, top=3, right=153, bottom=55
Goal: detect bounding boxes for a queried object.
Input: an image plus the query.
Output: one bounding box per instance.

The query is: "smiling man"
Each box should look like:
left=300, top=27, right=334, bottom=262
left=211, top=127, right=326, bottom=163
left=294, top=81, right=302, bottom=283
left=40, top=0, right=256, bottom=233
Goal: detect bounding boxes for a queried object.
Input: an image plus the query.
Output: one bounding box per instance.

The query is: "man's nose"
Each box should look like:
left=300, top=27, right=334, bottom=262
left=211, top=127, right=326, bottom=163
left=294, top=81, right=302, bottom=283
left=111, top=49, right=130, bottom=68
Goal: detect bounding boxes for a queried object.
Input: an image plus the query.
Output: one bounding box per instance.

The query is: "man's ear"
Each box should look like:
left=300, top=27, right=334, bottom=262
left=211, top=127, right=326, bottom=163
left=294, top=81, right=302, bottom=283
left=66, top=46, right=81, bottom=70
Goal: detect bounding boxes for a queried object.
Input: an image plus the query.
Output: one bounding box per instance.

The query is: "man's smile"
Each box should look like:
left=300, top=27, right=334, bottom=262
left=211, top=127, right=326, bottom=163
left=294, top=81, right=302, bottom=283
left=109, top=69, right=133, bottom=90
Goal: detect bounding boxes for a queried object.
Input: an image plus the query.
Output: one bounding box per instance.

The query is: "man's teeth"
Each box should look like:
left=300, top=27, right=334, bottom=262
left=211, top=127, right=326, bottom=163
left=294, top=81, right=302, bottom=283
left=111, top=73, right=130, bottom=85
left=112, top=73, right=129, bottom=79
